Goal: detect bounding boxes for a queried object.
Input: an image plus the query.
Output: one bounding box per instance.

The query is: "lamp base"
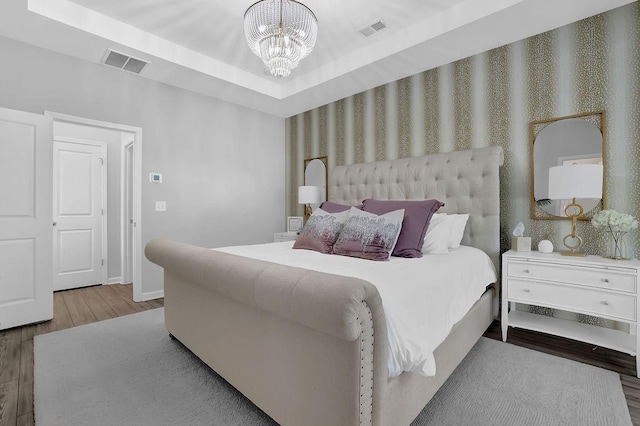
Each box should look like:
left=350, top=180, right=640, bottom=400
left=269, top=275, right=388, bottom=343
left=560, top=250, right=587, bottom=257
left=561, top=200, right=586, bottom=257
left=304, top=204, right=313, bottom=222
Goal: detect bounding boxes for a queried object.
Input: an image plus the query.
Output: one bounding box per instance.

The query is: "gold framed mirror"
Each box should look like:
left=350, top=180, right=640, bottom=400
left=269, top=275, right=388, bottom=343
left=530, top=110, right=607, bottom=220
left=304, top=156, right=328, bottom=206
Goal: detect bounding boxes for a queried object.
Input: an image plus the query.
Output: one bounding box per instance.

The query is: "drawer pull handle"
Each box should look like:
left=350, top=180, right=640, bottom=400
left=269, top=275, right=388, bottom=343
left=523, top=289, right=530, bottom=293
left=600, top=301, right=610, bottom=306
left=523, top=269, right=530, bottom=273
left=601, top=278, right=610, bottom=283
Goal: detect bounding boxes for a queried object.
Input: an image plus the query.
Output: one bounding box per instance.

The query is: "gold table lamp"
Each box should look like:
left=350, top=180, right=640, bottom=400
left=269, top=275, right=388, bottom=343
left=548, top=164, right=603, bottom=256
left=298, top=186, right=320, bottom=222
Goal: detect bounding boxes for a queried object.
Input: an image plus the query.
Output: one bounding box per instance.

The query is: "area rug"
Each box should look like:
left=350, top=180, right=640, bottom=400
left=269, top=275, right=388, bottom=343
left=34, top=308, right=632, bottom=426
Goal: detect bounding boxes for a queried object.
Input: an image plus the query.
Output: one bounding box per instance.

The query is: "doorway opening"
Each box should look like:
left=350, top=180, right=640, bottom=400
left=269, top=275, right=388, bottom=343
left=45, top=112, right=144, bottom=301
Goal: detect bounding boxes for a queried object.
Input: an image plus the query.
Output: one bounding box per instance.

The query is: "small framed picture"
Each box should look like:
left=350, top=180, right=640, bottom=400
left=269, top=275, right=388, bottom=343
left=287, top=216, right=303, bottom=233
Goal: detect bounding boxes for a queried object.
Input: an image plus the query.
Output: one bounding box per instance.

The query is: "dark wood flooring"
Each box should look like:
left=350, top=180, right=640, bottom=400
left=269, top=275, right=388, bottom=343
left=0, top=284, right=163, bottom=426
left=1, top=287, right=638, bottom=425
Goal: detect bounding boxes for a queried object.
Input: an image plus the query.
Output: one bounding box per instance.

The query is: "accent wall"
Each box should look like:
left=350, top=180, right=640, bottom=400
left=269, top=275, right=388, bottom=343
left=285, top=2, right=640, bottom=263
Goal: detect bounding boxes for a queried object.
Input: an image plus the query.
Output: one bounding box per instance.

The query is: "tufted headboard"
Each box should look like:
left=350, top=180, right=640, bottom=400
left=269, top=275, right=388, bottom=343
left=328, top=146, right=504, bottom=270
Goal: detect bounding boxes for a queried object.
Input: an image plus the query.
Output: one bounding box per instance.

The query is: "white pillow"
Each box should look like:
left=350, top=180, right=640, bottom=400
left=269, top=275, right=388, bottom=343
left=448, top=214, right=470, bottom=248
left=422, top=213, right=471, bottom=253
left=422, top=214, right=453, bottom=254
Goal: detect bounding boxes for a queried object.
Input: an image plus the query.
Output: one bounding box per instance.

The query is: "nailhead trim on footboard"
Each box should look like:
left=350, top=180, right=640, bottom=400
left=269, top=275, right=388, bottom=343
left=359, top=302, right=375, bottom=425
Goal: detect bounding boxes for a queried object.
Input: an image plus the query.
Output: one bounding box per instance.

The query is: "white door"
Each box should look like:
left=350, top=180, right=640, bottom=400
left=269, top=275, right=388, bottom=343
left=0, top=107, right=53, bottom=330
left=53, top=140, right=106, bottom=291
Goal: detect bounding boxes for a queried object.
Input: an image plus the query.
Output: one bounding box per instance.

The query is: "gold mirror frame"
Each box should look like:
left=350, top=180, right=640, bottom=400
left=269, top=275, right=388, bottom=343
left=529, top=110, right=607, bottom=221
left=304, top=156, right=328, bottom=203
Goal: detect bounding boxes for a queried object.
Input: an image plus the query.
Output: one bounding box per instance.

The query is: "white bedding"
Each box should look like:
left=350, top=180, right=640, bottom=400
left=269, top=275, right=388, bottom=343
left=215, top=242, right=497, bottom=378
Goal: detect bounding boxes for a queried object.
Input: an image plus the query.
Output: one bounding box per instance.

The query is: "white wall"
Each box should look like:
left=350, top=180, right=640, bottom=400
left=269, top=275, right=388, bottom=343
left=0, top=35, right=285, bottom=299
left=53, top=121, right=124, bottom=283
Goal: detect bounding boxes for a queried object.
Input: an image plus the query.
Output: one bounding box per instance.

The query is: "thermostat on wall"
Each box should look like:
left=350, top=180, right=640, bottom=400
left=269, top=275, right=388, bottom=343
left=149, top=173, right=162, bottom=183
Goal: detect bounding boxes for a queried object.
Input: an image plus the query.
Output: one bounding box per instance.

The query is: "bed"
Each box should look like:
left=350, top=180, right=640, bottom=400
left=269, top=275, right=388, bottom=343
left=145, top=145, right=504, bottom=426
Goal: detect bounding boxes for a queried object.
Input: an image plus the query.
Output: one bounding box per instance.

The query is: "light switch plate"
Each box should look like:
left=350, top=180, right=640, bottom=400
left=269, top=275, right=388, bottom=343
left=155, top=201, right=166, bottom=212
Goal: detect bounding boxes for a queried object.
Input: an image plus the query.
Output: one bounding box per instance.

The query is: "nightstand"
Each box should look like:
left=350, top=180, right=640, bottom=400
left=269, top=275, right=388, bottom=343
left=501, top=250, right=640, bottom=377
left=273, top=232, right=298, bottom=243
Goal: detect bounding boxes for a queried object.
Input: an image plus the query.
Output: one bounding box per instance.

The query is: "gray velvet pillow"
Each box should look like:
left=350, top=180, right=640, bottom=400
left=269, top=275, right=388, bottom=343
left=292, top=209, right=349, bottom=254
left=361, top=199, right=444, bottom=258
left=333, top=208, right=404, bottom=261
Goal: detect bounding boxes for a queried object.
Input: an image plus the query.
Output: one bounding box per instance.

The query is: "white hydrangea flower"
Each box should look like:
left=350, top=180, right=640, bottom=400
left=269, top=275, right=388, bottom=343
left=591, top=210, right=638, bottom=232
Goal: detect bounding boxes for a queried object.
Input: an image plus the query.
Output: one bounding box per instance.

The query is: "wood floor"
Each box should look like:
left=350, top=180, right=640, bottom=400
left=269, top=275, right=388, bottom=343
left=0, top=284, right=163, bottom=426
left=1, top=288, right=639, bottom=425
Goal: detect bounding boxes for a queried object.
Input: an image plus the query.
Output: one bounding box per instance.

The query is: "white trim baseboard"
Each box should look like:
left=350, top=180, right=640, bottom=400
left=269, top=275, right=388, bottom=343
left=107, top=277, right=122, bottom=285
left=140, top=290, right=164, bottom=302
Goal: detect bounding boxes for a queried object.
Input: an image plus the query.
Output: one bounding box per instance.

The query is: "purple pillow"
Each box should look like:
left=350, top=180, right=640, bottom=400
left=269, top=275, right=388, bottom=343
left=362, top=199, right=444, bottom=258
left=293, top=209, right=349, bottom=254
left=333, top=208, right=404, bottom=261
left=319, top=201, right=363, bottom=213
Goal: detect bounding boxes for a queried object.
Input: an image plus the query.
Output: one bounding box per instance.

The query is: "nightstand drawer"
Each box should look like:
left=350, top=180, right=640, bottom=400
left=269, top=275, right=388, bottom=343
left=507, top=261, right=636, bottom=293
left=508, top=279, right=637, bottom=322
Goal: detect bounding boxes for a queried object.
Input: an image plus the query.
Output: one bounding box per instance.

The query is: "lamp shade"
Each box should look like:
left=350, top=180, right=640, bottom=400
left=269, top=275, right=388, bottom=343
left=548, top=164, right=603, bottom=200
left=298, top=186, right=320, bottom=204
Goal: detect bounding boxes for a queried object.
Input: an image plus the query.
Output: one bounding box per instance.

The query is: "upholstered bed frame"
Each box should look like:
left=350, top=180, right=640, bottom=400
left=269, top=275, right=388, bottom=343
left=145, top=146, right=504, bottom=425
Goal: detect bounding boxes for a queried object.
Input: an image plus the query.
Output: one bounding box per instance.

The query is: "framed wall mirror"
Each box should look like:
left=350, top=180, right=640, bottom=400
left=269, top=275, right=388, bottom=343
left=530, top=110, right=607, bottom=220
left=304, top=156, right=328, bottom=207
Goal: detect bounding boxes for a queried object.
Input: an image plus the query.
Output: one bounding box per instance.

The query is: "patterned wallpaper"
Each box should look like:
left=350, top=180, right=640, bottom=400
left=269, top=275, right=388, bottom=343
left=286, top=3, right=640, bottom=264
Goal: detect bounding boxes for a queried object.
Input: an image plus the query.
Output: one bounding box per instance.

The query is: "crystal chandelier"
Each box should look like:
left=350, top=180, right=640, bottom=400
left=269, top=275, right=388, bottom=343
left=244, top=0, right=318, bottom=78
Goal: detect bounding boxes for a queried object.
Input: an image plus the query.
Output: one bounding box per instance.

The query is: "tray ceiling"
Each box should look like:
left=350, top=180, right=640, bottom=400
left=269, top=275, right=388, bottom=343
left=0, top=0, right=635, bottom=117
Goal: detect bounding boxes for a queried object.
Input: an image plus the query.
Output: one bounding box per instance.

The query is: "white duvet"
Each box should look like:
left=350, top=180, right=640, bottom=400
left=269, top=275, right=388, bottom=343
left=215, top=242, right=497, bottom=378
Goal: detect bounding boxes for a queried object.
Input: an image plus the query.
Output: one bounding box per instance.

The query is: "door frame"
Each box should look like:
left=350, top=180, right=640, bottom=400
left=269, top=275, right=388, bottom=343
left=53, top=137, right=108, bottom=288
left=45, top=111, right=144, bottom=301
left=121, top=141, right=134, bottom=284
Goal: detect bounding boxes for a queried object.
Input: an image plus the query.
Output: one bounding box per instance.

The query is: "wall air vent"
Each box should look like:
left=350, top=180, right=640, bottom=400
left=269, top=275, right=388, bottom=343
left=102, top=49, right=149, bottom=74
left=358, top=19, right=387, bottom=38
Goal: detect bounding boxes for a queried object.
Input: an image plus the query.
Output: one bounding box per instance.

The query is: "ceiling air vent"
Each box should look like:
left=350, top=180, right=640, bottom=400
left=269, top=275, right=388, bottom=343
left=102, top=49, right=149, bottom=74
left=358, top=19, right=387, bottom=38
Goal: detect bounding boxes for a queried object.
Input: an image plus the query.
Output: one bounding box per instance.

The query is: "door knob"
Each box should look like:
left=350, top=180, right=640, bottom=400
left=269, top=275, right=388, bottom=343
left=53, top=221, right=57, bottom=226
